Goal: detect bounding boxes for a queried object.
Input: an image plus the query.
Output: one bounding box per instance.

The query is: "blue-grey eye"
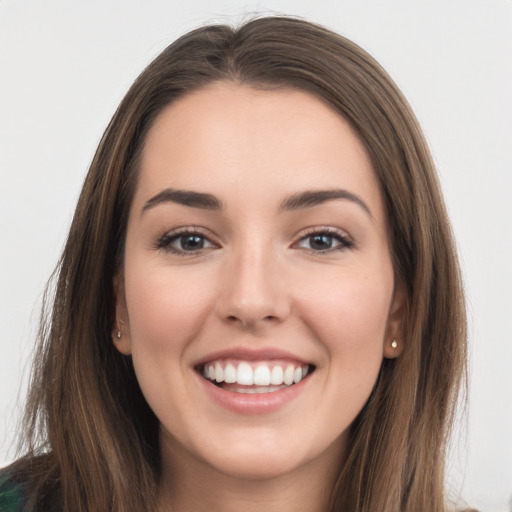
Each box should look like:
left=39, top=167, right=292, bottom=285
left=177, top=234, right=206, bottom=251
left=310, top=234, right=334, bottom=250
left=171, top=234, right=215, bottom=252
left=157, top=231, right=215, bottom=254
left=297, top=232, right=349, bottom=252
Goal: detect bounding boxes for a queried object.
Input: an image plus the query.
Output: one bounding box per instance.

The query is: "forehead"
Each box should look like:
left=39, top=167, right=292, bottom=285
left=134, top=82, right=383, bottom=218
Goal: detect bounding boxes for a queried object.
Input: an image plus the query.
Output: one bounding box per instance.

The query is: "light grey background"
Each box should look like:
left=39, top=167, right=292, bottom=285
left=1, top=1, right=511, bottom=511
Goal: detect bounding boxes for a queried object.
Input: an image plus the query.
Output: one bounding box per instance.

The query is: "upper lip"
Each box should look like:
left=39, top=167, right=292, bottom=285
left=194, top=347, right=312, bottom=367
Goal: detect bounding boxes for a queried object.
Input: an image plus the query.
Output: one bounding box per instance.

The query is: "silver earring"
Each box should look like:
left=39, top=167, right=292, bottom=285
left=116, top=330, right=122, bottom=339
left=391, top=339, right=398, bottom=349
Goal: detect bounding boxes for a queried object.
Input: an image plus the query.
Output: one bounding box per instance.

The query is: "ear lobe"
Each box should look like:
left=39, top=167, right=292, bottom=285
left=383, top=282, right=406, bottom=359
left=112, top=274, right=132, bottom=355
left=112, top=328, right=132, bottom=356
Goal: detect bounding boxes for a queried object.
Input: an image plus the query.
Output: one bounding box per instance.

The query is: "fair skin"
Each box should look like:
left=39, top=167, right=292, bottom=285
left=114, top=82, right=403, bottom=512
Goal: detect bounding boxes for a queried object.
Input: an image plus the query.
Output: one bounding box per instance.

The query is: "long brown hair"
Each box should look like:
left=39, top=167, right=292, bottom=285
left=8, top=16, right=467, bottom=512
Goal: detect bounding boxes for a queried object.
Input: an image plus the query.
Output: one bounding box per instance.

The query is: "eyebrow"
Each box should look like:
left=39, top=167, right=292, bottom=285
left=141, top=187, right=372, bottom=218
left=280, top=189, right=373, bottom=218
left=142, top=188, right=224, bottom=215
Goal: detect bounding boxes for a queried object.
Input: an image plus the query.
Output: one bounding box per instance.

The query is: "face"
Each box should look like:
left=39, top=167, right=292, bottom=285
left=114, top=83, right=402, bottom=481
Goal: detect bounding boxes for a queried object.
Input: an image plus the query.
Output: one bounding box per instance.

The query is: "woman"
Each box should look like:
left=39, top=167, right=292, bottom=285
left=0, top=16, right=468, bottom=512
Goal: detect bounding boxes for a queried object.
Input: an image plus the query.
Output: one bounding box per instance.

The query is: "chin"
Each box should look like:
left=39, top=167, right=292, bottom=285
left=208, top=450, right=310, bottom=481
left=195, top=428, right=346, bottom=482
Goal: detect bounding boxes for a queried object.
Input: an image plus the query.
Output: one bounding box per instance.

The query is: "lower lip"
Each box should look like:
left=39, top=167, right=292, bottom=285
left=197, top=373, right=311, bottom=414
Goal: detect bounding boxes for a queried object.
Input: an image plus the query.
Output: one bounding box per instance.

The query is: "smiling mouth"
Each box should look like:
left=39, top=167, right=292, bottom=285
left=197, top=360, right=315, bottom=394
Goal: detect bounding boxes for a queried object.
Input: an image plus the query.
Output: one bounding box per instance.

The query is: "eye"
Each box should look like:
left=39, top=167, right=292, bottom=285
left=296, top=230, right=353, bottom=253
left=156, top=229, right=217, bottom=255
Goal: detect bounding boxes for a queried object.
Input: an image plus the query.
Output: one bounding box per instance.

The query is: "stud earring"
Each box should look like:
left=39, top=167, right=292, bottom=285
left=391, top=339, right=398, bottom=349
left=116, top=330, right=122, bottom=339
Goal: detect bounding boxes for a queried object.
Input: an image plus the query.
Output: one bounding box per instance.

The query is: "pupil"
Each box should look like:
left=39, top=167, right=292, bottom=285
left=310, top=234, right=332, bottom=250
left=181, top=235, right=203, bottom=250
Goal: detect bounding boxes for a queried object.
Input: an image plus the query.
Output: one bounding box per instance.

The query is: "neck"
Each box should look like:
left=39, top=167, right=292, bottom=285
left=157, top=437, right=344, bottom=512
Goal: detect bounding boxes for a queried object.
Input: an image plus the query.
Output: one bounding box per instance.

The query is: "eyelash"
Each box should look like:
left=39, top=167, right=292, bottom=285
left=294, top=227, right=354, bottom=254
left=155, top=227, right=353, bottom=256
left=155, top=227, right=218, bottom=256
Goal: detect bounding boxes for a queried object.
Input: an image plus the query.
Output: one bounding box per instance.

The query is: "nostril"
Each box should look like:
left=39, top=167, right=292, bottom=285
left=221, top=305, right=287, bottom=328
left=224, top=314, right=276, bottom=324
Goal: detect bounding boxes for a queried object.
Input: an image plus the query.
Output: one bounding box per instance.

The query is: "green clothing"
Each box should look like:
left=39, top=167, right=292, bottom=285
left=0, top=474, right=24, bottom=511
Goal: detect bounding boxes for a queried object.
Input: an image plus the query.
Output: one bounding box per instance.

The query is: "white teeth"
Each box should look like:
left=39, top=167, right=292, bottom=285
left=237, top=362, right=254, bottom=385
left=201, top=361, right=312, bottom=389
left=283, top=365, right=295, bottom=385
left=253, top=365, right=271, bottom=386
left=270, top=365, right=284, bottom=385
left=215, top=362, right=224, bottom=383
left=224, top=363, right=237, bottom=383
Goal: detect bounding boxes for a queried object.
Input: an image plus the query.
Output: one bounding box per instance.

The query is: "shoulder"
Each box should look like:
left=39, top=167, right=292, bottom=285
left=0, top=469, right=25, bottom=512
left=1, top=456, right=62, bottom=512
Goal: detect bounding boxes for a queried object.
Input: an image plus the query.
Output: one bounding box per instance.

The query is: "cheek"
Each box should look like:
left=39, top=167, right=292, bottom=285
left=295, top=263, right=393, bottom=365
left=122, top=262, right=219, bottom=431
left=287, top=264, right=393, bottom=446
left=124, top=262, right=216, bottom=359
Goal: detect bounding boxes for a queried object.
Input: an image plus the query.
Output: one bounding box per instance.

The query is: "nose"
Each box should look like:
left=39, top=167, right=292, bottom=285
left=215, top=244, right=291, bottom=330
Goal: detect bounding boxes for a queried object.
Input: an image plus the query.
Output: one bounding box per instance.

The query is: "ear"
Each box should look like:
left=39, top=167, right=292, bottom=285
left=383, top=281, right=406, bottom=359
left=112, top=274, right=132, bottom=355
